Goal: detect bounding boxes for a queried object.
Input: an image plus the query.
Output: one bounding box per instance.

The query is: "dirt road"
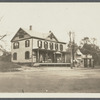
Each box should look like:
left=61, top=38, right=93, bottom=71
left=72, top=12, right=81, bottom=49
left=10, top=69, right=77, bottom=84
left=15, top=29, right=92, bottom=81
left=0, top=66, right=100, bottom=93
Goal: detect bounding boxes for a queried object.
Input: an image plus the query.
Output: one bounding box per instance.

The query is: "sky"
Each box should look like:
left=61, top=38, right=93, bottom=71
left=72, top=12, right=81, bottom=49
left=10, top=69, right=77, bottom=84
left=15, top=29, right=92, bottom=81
left=0, top=3, right=100, bottom=51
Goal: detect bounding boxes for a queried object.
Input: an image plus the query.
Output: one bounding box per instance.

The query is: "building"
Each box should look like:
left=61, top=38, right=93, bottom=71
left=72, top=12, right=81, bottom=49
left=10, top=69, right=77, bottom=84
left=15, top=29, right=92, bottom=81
left=11, top=26, right=67, bottom=65
left=82, top=54, right=93, bottom=67
left=74, top=49, right=84, bottom=67
left=74, top=49, right=93, bottom=67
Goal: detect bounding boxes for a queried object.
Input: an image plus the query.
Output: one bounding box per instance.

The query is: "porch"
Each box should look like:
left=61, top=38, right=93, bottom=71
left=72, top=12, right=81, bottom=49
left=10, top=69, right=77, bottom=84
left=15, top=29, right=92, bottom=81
left=32, top=49, right=66, bottom=63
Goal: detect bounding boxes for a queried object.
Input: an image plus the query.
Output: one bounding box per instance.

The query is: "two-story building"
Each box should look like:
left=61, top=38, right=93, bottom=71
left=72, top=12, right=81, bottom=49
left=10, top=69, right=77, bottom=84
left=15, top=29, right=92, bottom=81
left=11, top=26, right=67, bottom=65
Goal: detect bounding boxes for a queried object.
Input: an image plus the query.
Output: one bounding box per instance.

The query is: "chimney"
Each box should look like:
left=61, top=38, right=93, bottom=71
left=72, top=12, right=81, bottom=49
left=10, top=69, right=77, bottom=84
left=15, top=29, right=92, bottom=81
left=29, top=25, right=32, bottom=30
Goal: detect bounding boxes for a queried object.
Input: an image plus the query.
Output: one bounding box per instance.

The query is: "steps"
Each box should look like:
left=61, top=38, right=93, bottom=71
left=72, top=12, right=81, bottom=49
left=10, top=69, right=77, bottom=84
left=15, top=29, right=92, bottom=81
left=33, top=63, right=71, bottom=67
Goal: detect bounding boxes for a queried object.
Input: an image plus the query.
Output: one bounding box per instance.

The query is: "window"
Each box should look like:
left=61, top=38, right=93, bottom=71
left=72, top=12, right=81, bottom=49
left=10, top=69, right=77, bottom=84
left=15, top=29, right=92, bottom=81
left=13, top=53, right=17, bottom=60
left=49, top=42, right=53, bottom=50
left=25, top=51, right=30, bottom=59
left=55, top=43, right=58, bottom=51
left=25, top=40, right=30, bottom=47
left=13, top=42, right=19, bottom=49
left=44, top=41, right=48, bottom=49
left=60, top=44, right=63, bottom=51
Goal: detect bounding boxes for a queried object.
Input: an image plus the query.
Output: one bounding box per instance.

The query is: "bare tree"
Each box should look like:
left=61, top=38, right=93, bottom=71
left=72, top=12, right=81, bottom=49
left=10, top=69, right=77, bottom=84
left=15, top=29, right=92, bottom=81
left=91, top=38, right=97, bottom=45
left=0, top=34, right=7, bottom=40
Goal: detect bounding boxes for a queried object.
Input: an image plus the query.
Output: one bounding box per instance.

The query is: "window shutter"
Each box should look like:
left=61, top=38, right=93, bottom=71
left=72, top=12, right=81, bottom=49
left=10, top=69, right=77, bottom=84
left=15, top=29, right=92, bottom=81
left=37, top=40, right=42, bottom=48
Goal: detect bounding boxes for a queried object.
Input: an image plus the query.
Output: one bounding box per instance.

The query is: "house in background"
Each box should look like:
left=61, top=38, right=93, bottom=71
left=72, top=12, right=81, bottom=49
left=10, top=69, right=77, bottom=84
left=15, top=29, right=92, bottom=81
left=74, top=49, right=84, bottom=67
left=65, top=47, right=93, bottom=67
left=74, top=49, right=93, bottom=67
left=11, top=26, right=67, bottom=65
left=82, top=54, right=93, bottom=67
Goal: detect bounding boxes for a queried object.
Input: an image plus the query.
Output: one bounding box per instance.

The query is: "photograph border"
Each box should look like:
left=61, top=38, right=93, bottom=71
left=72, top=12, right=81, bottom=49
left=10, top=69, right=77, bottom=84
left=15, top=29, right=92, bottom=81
left=0, top=1, right=100, bottom=99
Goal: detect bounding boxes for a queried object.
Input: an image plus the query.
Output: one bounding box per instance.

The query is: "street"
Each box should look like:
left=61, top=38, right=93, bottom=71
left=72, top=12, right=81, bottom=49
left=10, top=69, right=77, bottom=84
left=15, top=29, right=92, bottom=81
left=0, top=66, right=100, bottom=93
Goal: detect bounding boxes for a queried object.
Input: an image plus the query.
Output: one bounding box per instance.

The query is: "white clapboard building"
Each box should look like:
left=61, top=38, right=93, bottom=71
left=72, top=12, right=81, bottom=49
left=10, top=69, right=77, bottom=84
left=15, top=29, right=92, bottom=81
left=11, top=26, right=67, bottom=64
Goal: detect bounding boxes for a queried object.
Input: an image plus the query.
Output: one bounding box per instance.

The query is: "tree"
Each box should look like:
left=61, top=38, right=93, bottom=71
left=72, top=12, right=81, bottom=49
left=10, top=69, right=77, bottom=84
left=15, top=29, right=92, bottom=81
left=80, top=37, right=100, bottom=65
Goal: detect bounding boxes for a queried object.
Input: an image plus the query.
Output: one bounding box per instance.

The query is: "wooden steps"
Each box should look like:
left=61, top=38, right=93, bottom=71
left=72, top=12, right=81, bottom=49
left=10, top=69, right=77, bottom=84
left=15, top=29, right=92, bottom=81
left=33, top=63, right=71, bottom=67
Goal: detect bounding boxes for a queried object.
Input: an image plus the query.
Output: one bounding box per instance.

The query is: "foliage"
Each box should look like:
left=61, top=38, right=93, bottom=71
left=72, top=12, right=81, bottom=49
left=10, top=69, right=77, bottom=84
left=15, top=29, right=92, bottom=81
left=0, top=61, right=21, bottom=72
left=0, top=53, right=11, bottom=62
left=67, top=41, right=78, bottom=53
left=80, top=37, right=100, bottom=65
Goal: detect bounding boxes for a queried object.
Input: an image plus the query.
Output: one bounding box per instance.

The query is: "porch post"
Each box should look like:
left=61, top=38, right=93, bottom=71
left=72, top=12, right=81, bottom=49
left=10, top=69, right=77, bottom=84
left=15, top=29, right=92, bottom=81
left=61, top=53, right=63, bottom=63
left=37, top=49, right=40, bottom=63
left=31, top=50, right=33, bottom=66
left=54, top=52, right=56, bottom=63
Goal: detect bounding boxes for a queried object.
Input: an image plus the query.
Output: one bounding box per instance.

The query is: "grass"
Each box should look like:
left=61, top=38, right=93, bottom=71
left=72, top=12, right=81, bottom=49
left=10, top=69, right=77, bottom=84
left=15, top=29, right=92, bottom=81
left=0, top=61, right=21, bottom=72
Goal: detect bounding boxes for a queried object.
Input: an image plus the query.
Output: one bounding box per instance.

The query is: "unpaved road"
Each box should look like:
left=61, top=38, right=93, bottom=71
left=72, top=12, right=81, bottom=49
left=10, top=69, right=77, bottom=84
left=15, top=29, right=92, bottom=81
left=0, top=67, right=100, bottom=93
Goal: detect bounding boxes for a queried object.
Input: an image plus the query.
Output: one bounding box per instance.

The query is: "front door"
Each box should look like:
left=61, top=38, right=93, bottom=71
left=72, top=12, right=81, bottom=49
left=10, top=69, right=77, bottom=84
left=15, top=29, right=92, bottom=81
left=56, top=54, right=61, bottom=63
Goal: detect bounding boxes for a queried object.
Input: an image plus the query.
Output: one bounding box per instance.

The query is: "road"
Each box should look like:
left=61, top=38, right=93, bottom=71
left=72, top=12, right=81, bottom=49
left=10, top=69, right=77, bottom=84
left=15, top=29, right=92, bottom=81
left=0, top=66, right=100, bottom=93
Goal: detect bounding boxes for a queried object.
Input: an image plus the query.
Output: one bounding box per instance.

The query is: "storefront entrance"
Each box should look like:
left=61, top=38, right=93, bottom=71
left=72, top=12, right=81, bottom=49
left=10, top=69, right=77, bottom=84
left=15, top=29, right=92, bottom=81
left=54, top=53, right=62, bottom=63
left=32, top=49, right=64, bottom=63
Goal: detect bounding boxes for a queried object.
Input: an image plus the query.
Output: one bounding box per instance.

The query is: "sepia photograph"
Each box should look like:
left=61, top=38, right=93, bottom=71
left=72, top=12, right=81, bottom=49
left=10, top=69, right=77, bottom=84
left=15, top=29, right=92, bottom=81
left=0, top=2, right=100, bottom=96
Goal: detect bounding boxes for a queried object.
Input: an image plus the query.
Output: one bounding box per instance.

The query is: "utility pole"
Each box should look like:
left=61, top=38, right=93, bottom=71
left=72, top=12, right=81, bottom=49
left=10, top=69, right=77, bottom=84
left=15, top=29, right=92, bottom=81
left=68, top=31, right=75, bottom=68
left=72, top=32, right=75, bottom=67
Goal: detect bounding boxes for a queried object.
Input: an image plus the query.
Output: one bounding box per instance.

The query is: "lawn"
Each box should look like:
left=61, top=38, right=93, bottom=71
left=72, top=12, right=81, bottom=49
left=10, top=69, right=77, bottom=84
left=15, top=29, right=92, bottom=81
left=0, top=61, right=21, bottom=72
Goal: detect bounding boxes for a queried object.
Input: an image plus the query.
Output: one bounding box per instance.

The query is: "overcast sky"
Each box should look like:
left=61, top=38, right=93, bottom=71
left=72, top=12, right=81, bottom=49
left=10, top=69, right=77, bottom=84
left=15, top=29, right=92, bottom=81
left=0, top=3, right=100, bottom=51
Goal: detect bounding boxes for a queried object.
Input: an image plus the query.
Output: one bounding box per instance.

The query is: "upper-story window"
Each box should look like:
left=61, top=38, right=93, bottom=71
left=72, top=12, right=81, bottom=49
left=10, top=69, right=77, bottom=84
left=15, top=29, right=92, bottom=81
left=55, top=43, right=58, bottom=51
left=25, top=40, right=30, bottom=47
left=13, top=42, right=19, bottom=49
left=44, top=41, right=48, bottom=49
left=49, top=42, right=53, bottom=50
left=60, top=44, right=63, bottom=51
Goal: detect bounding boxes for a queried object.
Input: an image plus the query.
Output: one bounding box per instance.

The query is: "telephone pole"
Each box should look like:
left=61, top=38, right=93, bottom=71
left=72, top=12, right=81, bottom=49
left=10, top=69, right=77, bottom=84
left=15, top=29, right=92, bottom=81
left=68, top=31, right=75, bottom=68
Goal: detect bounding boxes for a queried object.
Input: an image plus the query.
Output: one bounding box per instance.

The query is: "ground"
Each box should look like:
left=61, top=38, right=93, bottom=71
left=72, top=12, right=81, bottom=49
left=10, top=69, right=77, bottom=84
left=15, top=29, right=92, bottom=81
left=0, top=66, right=100, bottom=93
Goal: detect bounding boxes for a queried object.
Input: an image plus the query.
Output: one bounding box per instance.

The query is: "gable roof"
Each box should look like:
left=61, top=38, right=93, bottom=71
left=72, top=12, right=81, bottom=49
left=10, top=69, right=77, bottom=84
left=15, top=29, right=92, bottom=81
left=76, top=49, right=83, bottom=55
left=22, top=28, right=59, bottom=41
left=22, top=28, right=48, bottom=38
left=11, top=27, right=65, bottom=43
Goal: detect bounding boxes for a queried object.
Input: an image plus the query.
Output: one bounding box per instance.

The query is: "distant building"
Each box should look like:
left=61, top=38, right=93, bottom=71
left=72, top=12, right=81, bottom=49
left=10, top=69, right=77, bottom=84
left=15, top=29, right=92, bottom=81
left=66, top=48, right=93, bottom=67
left=11, top=26, right=67, bottom=64
left=74, top=49, right=93, bottom=67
